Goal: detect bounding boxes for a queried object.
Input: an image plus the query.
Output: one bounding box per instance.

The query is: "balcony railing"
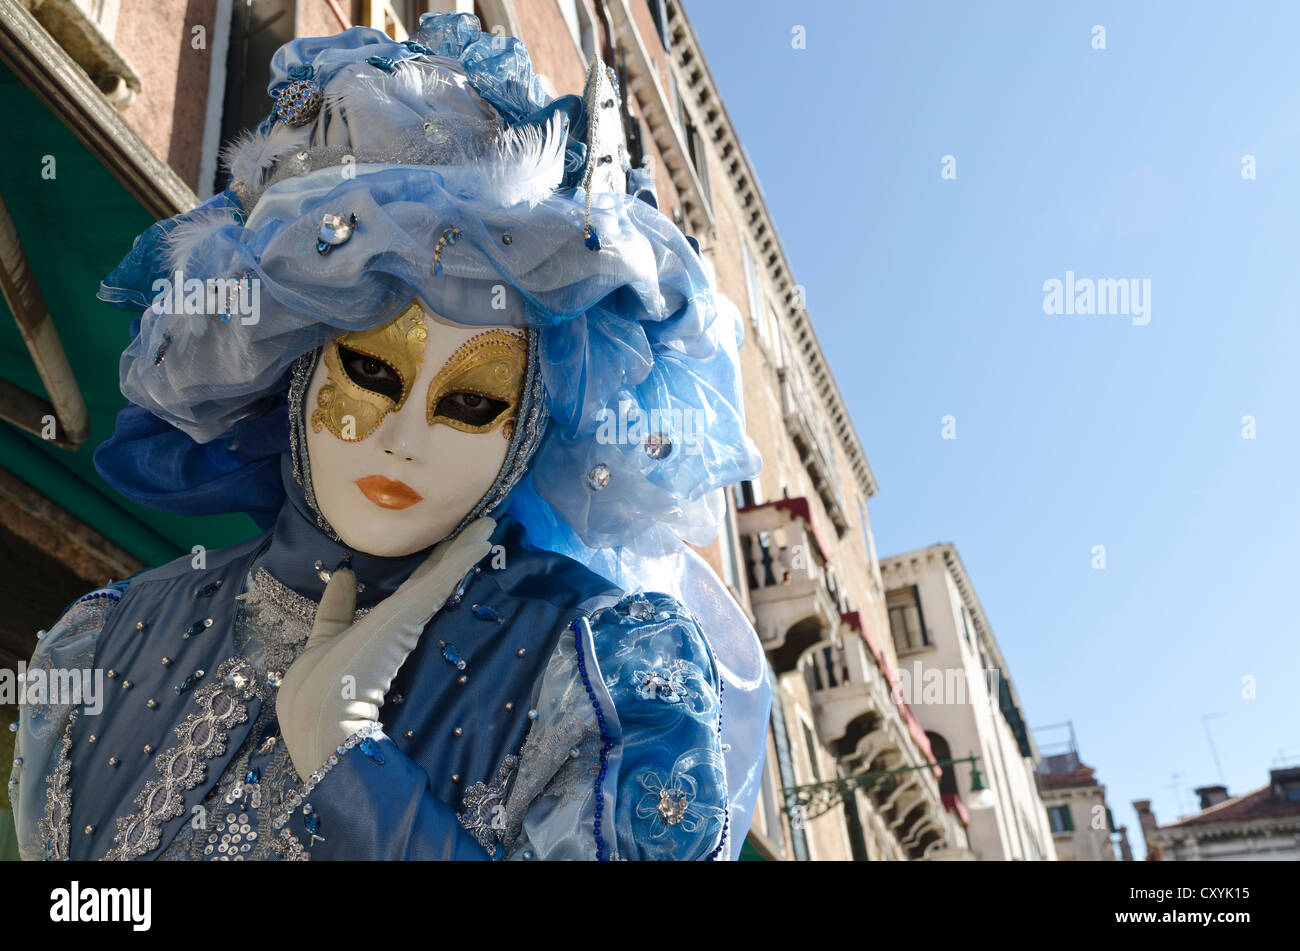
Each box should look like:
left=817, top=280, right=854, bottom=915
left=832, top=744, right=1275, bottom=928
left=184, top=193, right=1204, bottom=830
left=736, top=499, right=841, bottom=662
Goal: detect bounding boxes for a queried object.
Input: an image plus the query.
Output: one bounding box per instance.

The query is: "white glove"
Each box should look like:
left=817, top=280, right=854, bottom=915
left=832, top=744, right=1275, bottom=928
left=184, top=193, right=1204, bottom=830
left=276, top=517, right=496, bottom=781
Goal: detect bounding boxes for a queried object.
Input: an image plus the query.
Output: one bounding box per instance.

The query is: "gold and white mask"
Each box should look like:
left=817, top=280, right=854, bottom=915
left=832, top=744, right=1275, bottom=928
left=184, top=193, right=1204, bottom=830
left=303, top=298, right=529, bottom=557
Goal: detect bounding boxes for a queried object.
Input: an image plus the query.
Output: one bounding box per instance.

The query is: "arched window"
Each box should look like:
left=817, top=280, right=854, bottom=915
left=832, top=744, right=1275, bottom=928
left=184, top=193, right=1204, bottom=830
left=926, top=731, right=959, bottom=797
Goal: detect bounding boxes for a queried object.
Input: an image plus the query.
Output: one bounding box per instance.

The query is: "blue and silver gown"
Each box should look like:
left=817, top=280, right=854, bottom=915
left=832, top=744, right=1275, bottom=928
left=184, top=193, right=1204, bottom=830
left=8, top=472, right=746, bottom=861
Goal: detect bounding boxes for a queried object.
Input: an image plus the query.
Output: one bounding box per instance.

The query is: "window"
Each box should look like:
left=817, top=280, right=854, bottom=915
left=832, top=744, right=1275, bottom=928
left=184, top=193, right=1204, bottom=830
left=646, top=0, right=671, bottom=51
left=716, top=491, right=744, bottom=596
left=926, top=732, right=958, bottom=797
left=759, top=751, right=785, bottom=851
left=886, top=586, right=928, bottom=653
left=742, top=243, right=766, bottom=345
left=557, top=0, right=596, bottom=62
left=1047, top=804, right=1074, bottom=834
left=802, top=721, right=822, bottom=783
left=731, top=479, right=758, bottom=510
left=959, top=605, right=973, bottom=647
left=856, top=498, right=875, bottom=572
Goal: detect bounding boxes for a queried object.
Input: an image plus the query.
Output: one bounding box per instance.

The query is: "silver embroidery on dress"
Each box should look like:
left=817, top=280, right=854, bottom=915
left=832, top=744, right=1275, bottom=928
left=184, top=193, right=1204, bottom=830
left=36, top=710, right=77, bottom=861
left=103, top=657, right=263, bottom=861
left=457, top=754, right=519, bottom=854
left=151, top=568, right=368, bottom=860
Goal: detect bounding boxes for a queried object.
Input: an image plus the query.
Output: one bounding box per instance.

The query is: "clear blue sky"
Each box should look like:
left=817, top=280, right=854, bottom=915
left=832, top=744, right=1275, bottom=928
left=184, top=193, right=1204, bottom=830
left=687, top=0, right=1300, bottom=855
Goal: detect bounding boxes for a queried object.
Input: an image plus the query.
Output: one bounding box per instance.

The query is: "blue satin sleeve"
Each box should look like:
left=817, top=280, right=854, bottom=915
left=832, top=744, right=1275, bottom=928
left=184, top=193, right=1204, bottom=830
left=507, top=593, right=729, bottom=861
left=291, top=732, right=490, bottom=861
left=596, top=594, right=728, bottom=861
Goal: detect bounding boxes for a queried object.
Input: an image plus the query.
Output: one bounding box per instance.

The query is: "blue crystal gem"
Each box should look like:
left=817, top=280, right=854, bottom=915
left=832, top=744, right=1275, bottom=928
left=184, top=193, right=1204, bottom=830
left=471, top=604, right=504, bottom=623
left=584, top=227, right=602, bottom=250
left=304, top=812, right=320, bottom=834
left=194, top=580, right=222, bottom=598
left=245, top=768, right=260, bottom=784
left=359, top=737, right=385, bottom=765
left=442, top=228, right=460, bottom=245
left=441, top=642, right=467, bottom=670
left=433, top=260, right=443, bottom=275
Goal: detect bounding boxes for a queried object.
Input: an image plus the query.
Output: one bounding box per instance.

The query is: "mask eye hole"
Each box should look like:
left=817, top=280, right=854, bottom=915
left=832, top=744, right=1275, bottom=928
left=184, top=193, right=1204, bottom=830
left=435, top=391, right=510, bottom=428
left=339, top=345, right=403, bottom=401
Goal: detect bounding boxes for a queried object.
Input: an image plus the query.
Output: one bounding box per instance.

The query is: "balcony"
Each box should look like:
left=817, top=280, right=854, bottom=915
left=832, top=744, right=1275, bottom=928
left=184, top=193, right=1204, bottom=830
left=802, top=618, right=895, bottom=748
left=737, top=498, right=841, bottom=670
left=777, top=366, right=848, bottom=536
left=804, top=613, right=964, bottom=859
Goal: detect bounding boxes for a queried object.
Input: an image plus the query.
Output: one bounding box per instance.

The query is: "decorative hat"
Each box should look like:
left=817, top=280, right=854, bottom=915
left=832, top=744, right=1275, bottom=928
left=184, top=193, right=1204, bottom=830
left=96, top=11, right=759, bottom=553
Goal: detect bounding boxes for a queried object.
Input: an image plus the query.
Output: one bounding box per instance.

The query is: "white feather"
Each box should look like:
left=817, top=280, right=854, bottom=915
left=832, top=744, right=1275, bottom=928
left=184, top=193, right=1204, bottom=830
left=223, top=124, right=311, bottom=189
left=163, top=207, right=244, bottom=273
left=437, top=111, right=567, bottom=207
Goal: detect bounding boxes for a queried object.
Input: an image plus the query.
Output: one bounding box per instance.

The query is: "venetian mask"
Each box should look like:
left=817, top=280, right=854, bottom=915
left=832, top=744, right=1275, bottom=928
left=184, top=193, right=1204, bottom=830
left=304, top=298, right=528, bottom=557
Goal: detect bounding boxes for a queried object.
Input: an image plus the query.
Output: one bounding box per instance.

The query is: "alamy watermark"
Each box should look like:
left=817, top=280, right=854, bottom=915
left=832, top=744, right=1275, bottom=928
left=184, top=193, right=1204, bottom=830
left=594, top=398, right=705, bottom=455
left=150, top=269, right=261, bottom=325
left=1, top=663, right=103, bottom=715
left=1042, top=270, right=1151, bottom=326
left=890, top=662, right=1002, bottom=708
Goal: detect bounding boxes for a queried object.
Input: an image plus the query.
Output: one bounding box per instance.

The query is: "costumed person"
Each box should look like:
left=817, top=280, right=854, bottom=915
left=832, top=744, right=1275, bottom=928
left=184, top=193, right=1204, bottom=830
left=7, top=12, right=767, bottom=861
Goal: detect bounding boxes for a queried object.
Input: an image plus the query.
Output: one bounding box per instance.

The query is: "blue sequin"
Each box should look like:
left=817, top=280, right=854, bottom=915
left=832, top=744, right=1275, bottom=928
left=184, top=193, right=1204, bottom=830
left=471, top=604, right=504, bottom=623
left=440, top=641, right=467, bottom=670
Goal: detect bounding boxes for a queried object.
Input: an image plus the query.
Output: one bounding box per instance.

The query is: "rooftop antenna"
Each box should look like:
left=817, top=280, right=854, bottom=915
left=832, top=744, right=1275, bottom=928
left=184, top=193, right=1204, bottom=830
left=1166, top=771, right=1191, bottom=818
left=1202, top=713, right=1227, bottom=785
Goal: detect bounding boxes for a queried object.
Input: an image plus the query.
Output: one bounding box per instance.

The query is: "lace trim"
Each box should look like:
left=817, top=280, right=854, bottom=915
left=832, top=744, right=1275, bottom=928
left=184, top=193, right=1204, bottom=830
left=102, top=658, right=263, bottom=861
left=270, top=722, right=383, bottom=861
left=288, top=349, right=342, bottom=542
left=457, top=754, right=519, bottom=855
left=237, top=567, right=370, bottom=629
left=37, top=710, right=77, bottom=861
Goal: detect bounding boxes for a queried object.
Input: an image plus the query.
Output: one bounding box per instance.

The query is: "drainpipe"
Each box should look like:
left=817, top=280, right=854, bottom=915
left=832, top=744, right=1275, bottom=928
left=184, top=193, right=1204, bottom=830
left=0, top=191, right=89, bottom=449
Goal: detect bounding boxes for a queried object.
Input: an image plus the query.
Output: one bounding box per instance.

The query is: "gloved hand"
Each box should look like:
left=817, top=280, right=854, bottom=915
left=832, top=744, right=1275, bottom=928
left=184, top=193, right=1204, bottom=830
left=277, top=517, right=496, bottom=781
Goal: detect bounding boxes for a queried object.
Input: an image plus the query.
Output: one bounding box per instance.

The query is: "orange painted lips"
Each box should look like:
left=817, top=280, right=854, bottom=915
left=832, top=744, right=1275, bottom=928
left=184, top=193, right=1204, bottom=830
left=355, top=475, right=423, bottom=510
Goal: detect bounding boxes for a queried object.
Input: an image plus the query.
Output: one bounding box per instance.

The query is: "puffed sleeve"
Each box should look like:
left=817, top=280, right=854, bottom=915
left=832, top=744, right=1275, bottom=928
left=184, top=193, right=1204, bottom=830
left=9, top=587, right=125, bottom=860
left=505, top=592, right=729, bottom=861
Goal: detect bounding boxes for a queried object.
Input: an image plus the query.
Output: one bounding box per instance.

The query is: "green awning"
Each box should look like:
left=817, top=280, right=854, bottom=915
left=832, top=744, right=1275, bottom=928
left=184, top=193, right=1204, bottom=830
left=0, top=61, right=260, bottom=569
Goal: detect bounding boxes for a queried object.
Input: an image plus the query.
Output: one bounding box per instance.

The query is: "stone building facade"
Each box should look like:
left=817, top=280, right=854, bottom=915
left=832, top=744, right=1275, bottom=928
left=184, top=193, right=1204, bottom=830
left=879, top=543, right=1056, bottom=860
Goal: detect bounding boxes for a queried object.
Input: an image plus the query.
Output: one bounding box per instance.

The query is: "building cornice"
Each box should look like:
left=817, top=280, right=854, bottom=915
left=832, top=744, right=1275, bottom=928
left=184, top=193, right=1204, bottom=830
left=1150, top=814, right=1300, bottom=843
left=662, top=0, right=877, bottom=500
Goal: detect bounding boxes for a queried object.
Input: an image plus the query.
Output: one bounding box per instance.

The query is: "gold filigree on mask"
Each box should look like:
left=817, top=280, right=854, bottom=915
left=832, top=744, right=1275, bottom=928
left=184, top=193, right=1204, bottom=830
left=426, top=330, right=528, bottom=435
left=311, top=301, right=429, bottom=442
